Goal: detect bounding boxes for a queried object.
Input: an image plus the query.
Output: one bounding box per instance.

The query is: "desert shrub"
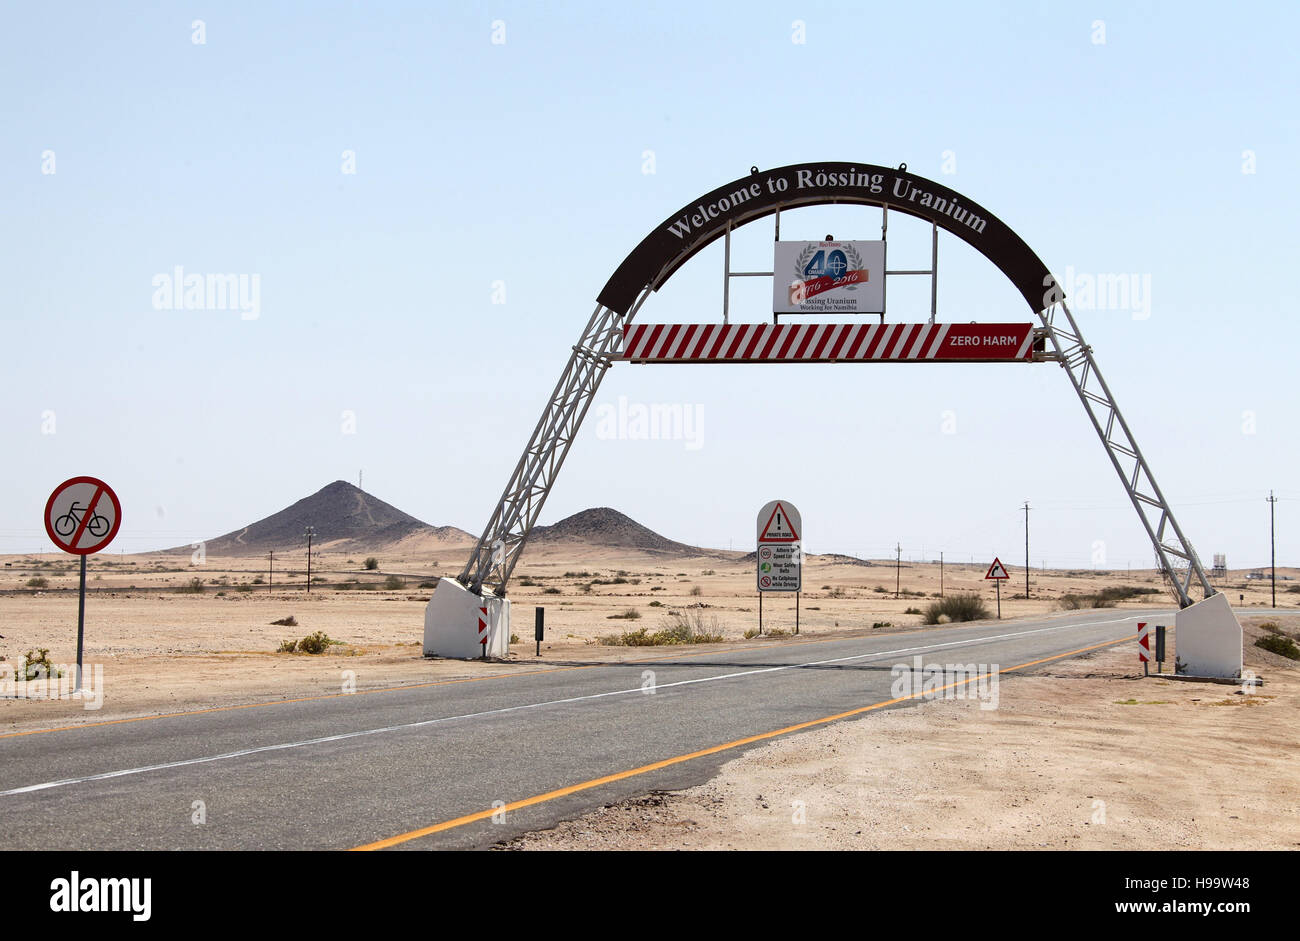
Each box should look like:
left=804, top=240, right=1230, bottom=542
left=509, top=633, right=520, bottom=644
left=701, top=569, right=715, bottom=576
left=252, top=575, right=264, bottom=584
left=923, top=593, right=989, bottom=625
left=178, top=578, right=205, bottom=594
left=15, top=649, right=63, bottom=681
left=743, top=628, right=760, bottom=639
left=689, top=586, right=703, bottom=597
left=1059, top=592, right=1116, bottom=610
left=518, top=577, right=539, bottom=587
left=25, top=576, right=48, bottom=588
left=826, top=586, right=847, bottom=599
left=277, top=638, right=297, bottom=653
left=606, top=609, right=641, bottom=620
left=904, top=606, right=922, bottom=615
left=271, top=615, right=298, bottom=626
left=542, top=587, right=562, bottom=595
left=418, top=581, right=437, bottom=589
left=600, top=610, right=724, bottom=646
left=873, top=586, right=888, bottom=594
left=1258, top=621, right=1282, bottom=634
left=363, top=557, right=379, bottom=571
left=1094, top=585, right=1160, bottom=602
left=563, top=571, right=592, bottom=578
left=872, top=621, right=892, bottom=629
left=237, top=585, right=252, bottom=593
left=383, top=575, right=405, bottom=590
left=1255, top=634, right=1300, bottom=660
left=296, top=631, right=334, bottom=654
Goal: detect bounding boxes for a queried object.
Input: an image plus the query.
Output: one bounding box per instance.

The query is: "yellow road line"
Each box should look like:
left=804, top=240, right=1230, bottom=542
left=351, top=634, right=1131, bottom=850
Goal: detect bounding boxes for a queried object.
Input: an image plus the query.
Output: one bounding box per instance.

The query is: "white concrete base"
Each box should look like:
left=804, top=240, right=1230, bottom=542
left=1175, top=592, right=1243, bottom=679
left=423, top=577, right=510, bottom=659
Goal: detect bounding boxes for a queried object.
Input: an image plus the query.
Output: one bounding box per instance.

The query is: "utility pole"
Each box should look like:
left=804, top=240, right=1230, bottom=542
left=1268, top=491, right=1278, bottom=607
left=268, top=550, right=273, bottom=594
left=940, top=551, right=944, bottom=597
left=895, top=542, right=901, bottom=599
left=304, top=526, right=315, bottom=593
left=1023, top=501, right=1031, bottom=600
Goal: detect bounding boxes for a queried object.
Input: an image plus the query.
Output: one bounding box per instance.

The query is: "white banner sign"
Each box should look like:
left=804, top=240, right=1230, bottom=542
left=773, top=240, right=885, bottom=315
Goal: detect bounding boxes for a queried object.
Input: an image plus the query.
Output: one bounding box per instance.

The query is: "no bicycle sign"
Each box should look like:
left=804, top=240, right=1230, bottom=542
left=44, top=476, right=122, bottom=555
left=42, top=475, right=122, bottom=693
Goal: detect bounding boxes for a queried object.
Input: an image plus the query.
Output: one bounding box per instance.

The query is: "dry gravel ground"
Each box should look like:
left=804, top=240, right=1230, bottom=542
left=501, top=615, right=1300, bottom=850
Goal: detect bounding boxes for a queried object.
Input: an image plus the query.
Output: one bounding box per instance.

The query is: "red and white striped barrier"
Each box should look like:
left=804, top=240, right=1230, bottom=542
left=1137, top=622, right=1151, bottom=663
left=620, top=322, right=1035, bottom=363
left=478, top=606, right=488, bottom=651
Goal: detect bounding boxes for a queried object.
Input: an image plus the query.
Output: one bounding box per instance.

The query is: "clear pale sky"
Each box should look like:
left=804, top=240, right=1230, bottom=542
left=1, top=1, right=1295, bottom=570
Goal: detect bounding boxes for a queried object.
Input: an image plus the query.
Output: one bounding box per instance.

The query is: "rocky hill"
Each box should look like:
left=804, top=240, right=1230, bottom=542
left=184, top=481, right=472, bottom=556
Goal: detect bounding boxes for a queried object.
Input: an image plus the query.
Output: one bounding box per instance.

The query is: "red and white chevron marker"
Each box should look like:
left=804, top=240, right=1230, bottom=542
left=1137, top=622, right=1151, bottom=663
left=478, top=606, right=488, bottom=650
left=620, top=323, right=1035, bottom=363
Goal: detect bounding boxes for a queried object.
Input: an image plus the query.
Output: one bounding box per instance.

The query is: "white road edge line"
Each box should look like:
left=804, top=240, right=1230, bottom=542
left=0, top=616, right=1141, bottom=797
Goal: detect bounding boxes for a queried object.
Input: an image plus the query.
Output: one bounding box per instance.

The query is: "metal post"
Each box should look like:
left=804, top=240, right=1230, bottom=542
left=268, top=550, right=273, bottom=594
left=795, top=591, right=800, bottom=635
left=535, top=606, right=544, bottom=657
left=759, top=591, right=763, bottom=635
left=929, top=221, right=938, bottom=324
left=940, top=551, right=944, bottom=597
left=75, top=554, right=86, bottom=693
left=722, top=221, right=731, bottom=325
left=1024, top=501, right=1031, bottom=600
left=305, top=527, right=314, bottom=593
left=1268, top=491, right=1277, bottom=607
left=895, top=543, right=901, bottom=599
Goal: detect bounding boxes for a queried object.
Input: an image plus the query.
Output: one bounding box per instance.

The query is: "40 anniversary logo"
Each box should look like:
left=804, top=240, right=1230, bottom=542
left=790, top=243, right=867, bottom=305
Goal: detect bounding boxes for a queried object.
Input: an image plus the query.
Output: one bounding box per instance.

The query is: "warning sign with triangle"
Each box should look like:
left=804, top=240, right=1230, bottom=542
left=985, top=557, right=1010, bottom=580
left=756, top=500, right=801, bottom=543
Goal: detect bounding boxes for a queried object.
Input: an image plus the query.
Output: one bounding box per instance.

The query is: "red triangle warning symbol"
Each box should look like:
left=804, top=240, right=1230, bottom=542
left=985, top=557, right=1010, bottom=580
left=759, top=503, right=800, bottom=542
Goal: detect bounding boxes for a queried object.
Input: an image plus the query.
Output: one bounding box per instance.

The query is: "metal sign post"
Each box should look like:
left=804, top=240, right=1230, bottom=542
left=985, top=557, right=1009, bottom=621
left=757, top=500, right=802, bottom=636
left=43, top=476, right=122, bottom=693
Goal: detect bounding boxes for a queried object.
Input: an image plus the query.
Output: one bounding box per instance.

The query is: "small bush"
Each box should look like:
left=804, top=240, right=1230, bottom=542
left=743, top=628, right=760, bottom=639
left=606, top=608, right=642, bottom=620
left=600, top=610, right=724, bottom=646
left=648, top=600, right=663, bottom=607
left=922, top=593, right=990, bottom=625
left=252, top=575, right=264, bottom=584
left=689, top=586, right=703, bottom=597
left=383, top=575, right=405, bottom=590
left=904, top=606, right=922, bottom=615
left=363, top=557, right=379, bottom=571
left=178, top=578, right=205, bottom=594
left=15, top=649, right=63, bottom=681
left=25, top=576, right=48, bottom=588
left=1255, top=634, right=1300, bottom=660
left=872, top=621, right=892, bottom=629
left=296, top=631, right=334, bottom=655
left=543, top=587, right=562, bottom=595
left=518, top=577, right=540, bottom=587
left=271, top=615, right=298, bottom=627
left=563, top=571, right=592, bottom=578
left=509, top=633, right=520, bottom=644
left=873, top=586, right=888, bottom=594
left=277, top=638, right=297, bottom=653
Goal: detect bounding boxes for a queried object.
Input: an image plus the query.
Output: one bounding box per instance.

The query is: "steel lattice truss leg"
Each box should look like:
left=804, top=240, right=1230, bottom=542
left=1037, top=300, right=1213, bottom=608
left=458, top=294, right=645, bottom=595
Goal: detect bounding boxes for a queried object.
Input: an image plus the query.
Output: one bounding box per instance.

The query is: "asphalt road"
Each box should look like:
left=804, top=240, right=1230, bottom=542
left=0, top=610, right=1157, bottom=850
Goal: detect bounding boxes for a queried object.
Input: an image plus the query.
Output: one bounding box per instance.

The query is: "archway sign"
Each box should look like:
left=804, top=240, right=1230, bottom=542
left=422, top=161, right=1242, bottom=677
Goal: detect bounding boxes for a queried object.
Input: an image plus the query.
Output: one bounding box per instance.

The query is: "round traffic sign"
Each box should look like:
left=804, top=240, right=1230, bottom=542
left=44, top=476, right=122, bottom=555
